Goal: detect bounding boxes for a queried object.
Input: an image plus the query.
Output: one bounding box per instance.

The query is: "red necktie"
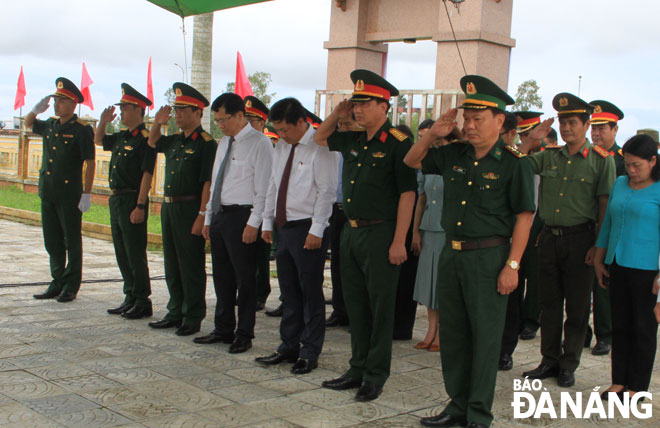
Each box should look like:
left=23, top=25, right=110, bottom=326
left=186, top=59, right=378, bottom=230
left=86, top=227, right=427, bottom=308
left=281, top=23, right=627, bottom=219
left=275, top=143, right=297, bottom=227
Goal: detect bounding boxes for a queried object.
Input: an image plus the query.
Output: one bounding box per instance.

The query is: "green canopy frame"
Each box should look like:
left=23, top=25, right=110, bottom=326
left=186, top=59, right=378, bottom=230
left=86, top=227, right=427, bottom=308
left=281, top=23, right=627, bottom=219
left=146, top=0, right=272, bottom=17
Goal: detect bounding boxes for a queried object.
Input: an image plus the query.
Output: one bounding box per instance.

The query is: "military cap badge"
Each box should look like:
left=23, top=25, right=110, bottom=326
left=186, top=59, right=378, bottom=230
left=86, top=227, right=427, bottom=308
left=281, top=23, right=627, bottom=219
left=355, top=80, right=365, bottom=91
left=175, top=88, right=182, bottom=97
left=245, top=99, right=252, bottom=108
left=57, top=81, right=64, bottom=89
left=593, top=105, right=602, bottom=114
left=466, top=82, right=477, bottom=95
left=559, top=97, right=568, bottom=107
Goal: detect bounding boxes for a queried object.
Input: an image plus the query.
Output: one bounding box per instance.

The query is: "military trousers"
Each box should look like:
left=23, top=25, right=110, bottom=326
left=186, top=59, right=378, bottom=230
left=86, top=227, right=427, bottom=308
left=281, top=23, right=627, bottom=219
left=329, top=203, right=348, bottom=320
left=109, top=193, right=151, bottom=308
left=41, top=198, right=83, bottom=295
left=520, top=217, right=543, bottom=331
left=161, top=200, right=207, bottom=328
left=537, top=226, right=595, bottom=371
left=342, top=221, right=400, bottom=386
left=438, top=242, right=509, bottom=427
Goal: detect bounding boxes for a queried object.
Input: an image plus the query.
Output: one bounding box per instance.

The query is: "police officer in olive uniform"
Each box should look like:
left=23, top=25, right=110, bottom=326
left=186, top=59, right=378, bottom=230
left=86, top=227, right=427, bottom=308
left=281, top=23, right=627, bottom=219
left=314, top=70, right=417, bottom=402
left=585, top=100, right=625, bottom=356
left=147, top=82, right=217, bottom=336
left=244, top=95, right=273, bottom=311
left=95, top=84, right=157, bottom=319
left=26, top=77, right=96, bottom=303
left=405, top=76, right=536, bottom=428
left=523, top=93, right=615, bottom=388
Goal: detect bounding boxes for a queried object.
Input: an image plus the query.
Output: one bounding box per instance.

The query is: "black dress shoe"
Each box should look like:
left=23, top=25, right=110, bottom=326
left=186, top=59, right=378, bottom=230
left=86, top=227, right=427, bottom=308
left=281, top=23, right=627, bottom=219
left=122, top=306, right=153, bottom=319
left=33, top=289, right=60, bottom=300
left=355, top=381, right=383, bottom=401
left=228, top=337, right=252, bottom=354
left=255, top=352, right=298, bottom=365
left=466, top=422, right=487, bottom=428
left=519, top=327, right=537, bottom=340
left=148, top=319, right=182, bottom=329
left=325, top=313, right=349, bottom=327
left=108, top=302, right=133, bottom=315
left=265, top=304, right=283, bottom=317
left=322, top=373, right=362, bottom=390
left=175, top=325, right=200, bottom=336
left=420, top=412, right=467, bottom=427
left=256, top=301, right=266, bottom=311
left=56, top=291, right=76, bottom=303
left=592, top=342, right=611, bottom=356
left=558, top=369, right=575, bottom=387
left=498, top=354, right=513, bottom=371
left=522, top=363, right=559, bottom=379
left=193, top=332, right=234, bottom=344
left=291, top=358, right=317, bottom=374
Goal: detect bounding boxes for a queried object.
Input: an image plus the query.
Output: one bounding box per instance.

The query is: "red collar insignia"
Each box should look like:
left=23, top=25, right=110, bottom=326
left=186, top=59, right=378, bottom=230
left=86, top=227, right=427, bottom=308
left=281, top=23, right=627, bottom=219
left=191, top=132, right=198, bottom=141
left=132, top=128, right=139, bottom=137
left=581, top=147, right=589, bottom=158
left=379, top=131, right=388, bottom=143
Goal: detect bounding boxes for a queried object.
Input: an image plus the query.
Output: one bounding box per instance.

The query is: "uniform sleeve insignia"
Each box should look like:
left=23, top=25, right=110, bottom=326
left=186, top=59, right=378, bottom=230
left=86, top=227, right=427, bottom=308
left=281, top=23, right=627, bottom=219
left=504, top=144, right=525, bottom=158
left=371, top=152, right=386, bottom=158
left=141, top=129, right=149, bottom=138
left=482, top=172, right=500, bottom=180
left=201, top=132, right=213, bottom=142
left=592, top=145, right=610, bottom=158
left=379, top=131, right=388, bottom=143
left=389, top=128, right=407, bottom=142
left=124, top=145, right=133, bottom=151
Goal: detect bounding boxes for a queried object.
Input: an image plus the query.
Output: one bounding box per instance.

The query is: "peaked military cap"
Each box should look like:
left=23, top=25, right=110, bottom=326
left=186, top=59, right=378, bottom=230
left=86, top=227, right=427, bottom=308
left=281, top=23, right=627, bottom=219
left=244, top=96, right=269, bottom=121
left=172, top=82, right=209, bottom=109
left=263, top=124, right=279, bottom=142
left=459, top=75, right=514, bottom=111
left=514, top=111, right=543, bottom=133
left=552, top=92, right=593, bottom=116
left=349, top=69, right=399, bottom=102
left=115, top=83, right=152, bottom=110
left=52, top=77, right=84, bottom=103
left=589, top=100, right=624, bottom=125
left=304, top=108, right=322, bottom=129
left=637, top=128, right=659, bottom=143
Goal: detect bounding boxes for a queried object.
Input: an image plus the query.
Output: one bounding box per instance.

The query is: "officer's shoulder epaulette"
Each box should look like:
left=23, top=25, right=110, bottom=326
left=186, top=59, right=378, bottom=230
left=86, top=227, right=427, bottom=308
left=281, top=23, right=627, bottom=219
left=77, top=119, right=87, bottom=126
left=504, top=144, right=526, bottom=158
left=50, top=116, right=58, bottom=120
left=544, top=145, right=560, bottom=149
left=201, top=131, right=214, bottom=142
left=173, top=131, right=182, bottom=135
left=592, top=145, right=610, bottom=158
left=617, top=148, right=623, bottom=157
left=141, top=129, right=149, bottom=138
left=389, top=128, right=408, bottom=142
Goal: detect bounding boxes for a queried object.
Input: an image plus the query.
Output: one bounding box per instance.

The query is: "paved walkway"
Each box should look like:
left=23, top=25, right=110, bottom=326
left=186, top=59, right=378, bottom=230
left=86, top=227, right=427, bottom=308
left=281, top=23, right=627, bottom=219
left=0, top=218, right=658, bottom=428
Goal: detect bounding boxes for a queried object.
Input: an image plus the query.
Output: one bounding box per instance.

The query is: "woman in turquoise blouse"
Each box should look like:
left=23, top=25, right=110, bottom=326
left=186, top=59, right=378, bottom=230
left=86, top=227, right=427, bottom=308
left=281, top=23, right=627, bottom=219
left=594, top=134, right=660, bottom=400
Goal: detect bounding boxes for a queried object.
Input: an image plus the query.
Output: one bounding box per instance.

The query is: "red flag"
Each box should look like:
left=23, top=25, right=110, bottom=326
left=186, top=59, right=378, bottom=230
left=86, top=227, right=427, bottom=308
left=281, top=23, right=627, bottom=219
left=14, top=66, right=26, bottom=111
left=235, top=51, right=253, bottom=98
left=80, top=62, right=94, bottom=110
left=146, top=57, right=154, bottom=107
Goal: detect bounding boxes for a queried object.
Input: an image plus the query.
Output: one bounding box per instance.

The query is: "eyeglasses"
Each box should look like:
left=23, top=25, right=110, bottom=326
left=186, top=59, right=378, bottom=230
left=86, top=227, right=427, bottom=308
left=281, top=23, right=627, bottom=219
left=214, top=114, right=234, bottom=125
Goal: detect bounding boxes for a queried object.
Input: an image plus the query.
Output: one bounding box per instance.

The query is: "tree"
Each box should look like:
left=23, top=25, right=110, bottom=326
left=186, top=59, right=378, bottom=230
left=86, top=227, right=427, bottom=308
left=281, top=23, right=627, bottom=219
left=225, top=71, right=276, bottom=106
left=513, top=79, right=543, bottom=112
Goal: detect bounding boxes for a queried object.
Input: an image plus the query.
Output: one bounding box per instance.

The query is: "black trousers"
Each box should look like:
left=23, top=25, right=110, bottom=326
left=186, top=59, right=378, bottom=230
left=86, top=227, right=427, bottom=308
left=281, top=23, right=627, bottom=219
left=609, top=260, right=659, bottom=391
left=537, top=227, right=595, bottom=371
left=392, top=247, right=419, bottom=340
left=501, top=279, right=523, bottom=355
left=329, top=203, right=347, bottom=319
left=210, top=206, right=257, bottom=340
left=276, top=219, right=329, bottom=361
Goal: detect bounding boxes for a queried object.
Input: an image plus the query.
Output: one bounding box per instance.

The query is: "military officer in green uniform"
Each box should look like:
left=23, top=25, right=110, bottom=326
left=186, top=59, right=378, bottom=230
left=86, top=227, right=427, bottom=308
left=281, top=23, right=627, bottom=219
left=147, top=82, right=217, bottom=336
left=26, top=77, right=96, bottom=303
left=314, top=70, right=417, bottom=402
left=94, top=83, right=157, bottom=319
left=405, top=76, right=536, bottom=428
left=523, top=93, right=616, bottom=388
left=584, top=100, right=625, bottom=356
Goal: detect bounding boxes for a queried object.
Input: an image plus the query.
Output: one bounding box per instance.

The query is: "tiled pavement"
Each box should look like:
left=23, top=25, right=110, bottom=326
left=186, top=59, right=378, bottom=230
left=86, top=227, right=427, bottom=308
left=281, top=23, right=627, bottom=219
left=0, top=218, right=658, bottom=428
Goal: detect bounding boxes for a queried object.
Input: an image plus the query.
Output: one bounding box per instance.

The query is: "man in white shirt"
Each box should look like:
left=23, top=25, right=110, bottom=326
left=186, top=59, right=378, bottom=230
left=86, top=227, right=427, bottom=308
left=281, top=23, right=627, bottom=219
left=256, top=98, right=339, bottom=374
left=197, top=92, right=274, bottom=354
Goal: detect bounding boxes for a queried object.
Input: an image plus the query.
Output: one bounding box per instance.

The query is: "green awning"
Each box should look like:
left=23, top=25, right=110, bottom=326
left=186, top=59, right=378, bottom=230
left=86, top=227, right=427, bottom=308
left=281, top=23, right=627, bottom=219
left=147, top=0, right=272, bottom=17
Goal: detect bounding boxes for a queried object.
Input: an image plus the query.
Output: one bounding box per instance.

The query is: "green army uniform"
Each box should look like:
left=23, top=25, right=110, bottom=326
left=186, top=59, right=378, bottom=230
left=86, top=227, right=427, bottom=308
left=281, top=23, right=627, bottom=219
left=587, top=99, right=626, bottom=350
left=153, top=83, right=217, bottom=329
left=33, top=78, right=95, bottom=297
left=102, top=84, right=157, bottom=311
left=326, top=70, right=417, bottom=388
left=527, top=93, right=616, bottom=375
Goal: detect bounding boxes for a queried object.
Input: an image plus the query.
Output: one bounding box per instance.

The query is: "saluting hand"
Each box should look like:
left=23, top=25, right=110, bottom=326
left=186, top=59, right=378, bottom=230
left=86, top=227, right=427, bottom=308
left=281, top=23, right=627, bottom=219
left=497, top=265, right=519, bottom=295
left=100, top=106, right=117, bottom=124
left=332, top=100, right=354, bottom=120
left=430, top=108, right=458, bottom=138
left=528, top=117, right=555, bottom=141
left=388, top=242, right=407, bottom=265
left=31, top=96, right=51, bottom=115
left=154, top=106, right=172, bottom=125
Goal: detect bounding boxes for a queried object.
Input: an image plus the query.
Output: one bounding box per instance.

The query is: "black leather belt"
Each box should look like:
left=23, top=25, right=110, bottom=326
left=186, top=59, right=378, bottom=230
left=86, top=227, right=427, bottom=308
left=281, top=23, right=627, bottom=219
left=347, top=219, right=385, bottom=228
left=111, top=189, right=136, bottom=195
left=543, top=222, right=594, bottom=237
left=163, top=195, right=200, bottom=203
left=447, top=236, right=510, bottom=251
left=221, top=204, right=252, bottom=212
left=282, top=218, right=312, bottom=229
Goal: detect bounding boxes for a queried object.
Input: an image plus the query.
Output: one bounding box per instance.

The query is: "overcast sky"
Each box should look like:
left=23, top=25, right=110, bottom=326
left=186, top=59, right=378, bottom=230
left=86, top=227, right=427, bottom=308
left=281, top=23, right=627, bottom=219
left=1, top=0, right=657, bottom=142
